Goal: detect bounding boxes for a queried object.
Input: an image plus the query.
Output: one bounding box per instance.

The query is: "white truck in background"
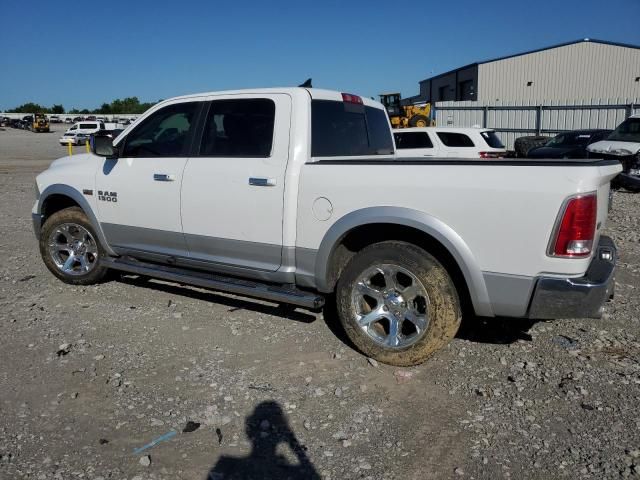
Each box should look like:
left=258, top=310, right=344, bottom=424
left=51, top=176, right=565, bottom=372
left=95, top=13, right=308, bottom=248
left=587, top=114, right=640, bottom=192
left=33, top=87, right=620, bottom=365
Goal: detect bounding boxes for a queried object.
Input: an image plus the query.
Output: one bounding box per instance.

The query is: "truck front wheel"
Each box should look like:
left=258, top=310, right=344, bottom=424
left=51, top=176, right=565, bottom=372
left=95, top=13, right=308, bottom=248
left=39, top=207, right=109, bottom=285
left=335, top=241, right=461, bottom=366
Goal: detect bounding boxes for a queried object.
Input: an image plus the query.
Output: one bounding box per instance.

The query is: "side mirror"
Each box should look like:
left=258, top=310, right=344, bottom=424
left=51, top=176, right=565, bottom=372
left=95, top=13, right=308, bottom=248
left=92, top=135, right=118, bottom=159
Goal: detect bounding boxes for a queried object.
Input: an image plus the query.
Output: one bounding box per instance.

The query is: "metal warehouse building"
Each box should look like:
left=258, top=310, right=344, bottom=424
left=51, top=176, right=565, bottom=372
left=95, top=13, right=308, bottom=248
left=405, top=38, right=640, bottom=104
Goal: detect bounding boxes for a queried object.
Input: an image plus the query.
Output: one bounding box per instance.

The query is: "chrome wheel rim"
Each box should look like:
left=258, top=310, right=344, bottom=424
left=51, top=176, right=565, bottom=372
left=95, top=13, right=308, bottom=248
left=47, top=223, right=99, bottom=276
left=351, top=263, right=430, bottom=349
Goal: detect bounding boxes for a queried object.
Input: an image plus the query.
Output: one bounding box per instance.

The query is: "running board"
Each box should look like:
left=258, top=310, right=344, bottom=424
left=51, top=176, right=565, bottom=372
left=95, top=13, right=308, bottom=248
left=100, top=256, right=325, bottom=310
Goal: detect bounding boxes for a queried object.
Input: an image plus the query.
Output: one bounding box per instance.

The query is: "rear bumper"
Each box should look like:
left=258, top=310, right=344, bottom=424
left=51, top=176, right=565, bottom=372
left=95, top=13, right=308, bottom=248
left=528, top=235, right=616, bottom=319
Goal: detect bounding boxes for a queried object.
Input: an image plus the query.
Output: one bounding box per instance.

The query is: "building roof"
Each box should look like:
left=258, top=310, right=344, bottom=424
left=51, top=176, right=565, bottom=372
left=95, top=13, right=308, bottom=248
left=419, top=38, right=640, bottom=84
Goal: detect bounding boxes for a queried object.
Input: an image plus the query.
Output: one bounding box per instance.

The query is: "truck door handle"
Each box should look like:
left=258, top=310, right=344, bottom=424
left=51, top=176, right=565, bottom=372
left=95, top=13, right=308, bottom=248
left=249, top=177, right=276, bottom=187
left=153, top=174, right=176, bottom=182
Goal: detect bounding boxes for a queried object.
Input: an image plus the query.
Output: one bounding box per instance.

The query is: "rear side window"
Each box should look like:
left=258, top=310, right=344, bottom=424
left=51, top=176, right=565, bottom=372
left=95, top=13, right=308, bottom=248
left=480, top=131, right=504, bottom=148
left=311, top=100, right=394, bottom=157
left=437, top=132, right=475, bottom=147
left=80, top=123, right=97, bottom=129
left=200, top=99, right=275, bottom=157
left=394, top=132, right=433, bottom=149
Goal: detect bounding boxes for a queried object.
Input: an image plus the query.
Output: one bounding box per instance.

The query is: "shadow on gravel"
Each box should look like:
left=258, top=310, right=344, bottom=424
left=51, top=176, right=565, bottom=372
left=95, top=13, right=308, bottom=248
left=456, top=315, right=543, bottom=344
left=207, top=401, right=320, bottom=480
left=117, top=275, right=318, bottom=324
left=117, top=275, right=540, bottom=348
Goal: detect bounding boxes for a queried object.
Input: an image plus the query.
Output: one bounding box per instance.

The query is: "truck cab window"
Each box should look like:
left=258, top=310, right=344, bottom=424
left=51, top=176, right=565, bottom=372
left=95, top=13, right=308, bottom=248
left=311, top=100, right=394, bottom=157
left=122, top=102, right=199, bottom=157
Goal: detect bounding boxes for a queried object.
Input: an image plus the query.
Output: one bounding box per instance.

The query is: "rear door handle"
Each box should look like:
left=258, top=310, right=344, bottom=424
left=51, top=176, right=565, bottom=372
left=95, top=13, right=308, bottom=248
left=154, top=174, right=176, bottom=182
left=249, top=177, right=276, bottom=187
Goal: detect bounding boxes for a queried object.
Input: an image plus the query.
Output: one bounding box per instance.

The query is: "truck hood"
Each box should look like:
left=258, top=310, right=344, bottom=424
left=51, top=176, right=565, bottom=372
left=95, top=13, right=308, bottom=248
left=49, top=153, right=95, bottom=169
left=587, top=140, right=640, bottom=156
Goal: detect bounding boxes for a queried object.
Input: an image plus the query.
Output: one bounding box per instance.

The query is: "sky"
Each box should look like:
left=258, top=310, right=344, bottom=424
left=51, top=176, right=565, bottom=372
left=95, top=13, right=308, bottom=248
left=1, top=0, right=639, bottom=111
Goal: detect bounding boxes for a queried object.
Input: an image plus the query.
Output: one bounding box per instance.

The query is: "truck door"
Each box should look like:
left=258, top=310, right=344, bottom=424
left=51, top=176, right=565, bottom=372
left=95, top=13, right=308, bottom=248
left=95, top=100, right=203, bottom=259
left=180, top=94, right=291, bottom=272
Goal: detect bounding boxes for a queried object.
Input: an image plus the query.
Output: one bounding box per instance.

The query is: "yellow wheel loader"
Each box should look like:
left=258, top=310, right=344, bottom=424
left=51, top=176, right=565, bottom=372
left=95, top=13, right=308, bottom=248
left=379, top=93, right=432, bottom=129
left=32, top=113, right=50, bottom=133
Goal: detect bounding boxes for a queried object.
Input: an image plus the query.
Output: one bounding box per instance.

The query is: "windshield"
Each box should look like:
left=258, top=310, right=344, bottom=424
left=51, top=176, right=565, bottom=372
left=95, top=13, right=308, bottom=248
left=546, top=132, right=595, bottom=147
left=608, top=118, right=640, bottom=143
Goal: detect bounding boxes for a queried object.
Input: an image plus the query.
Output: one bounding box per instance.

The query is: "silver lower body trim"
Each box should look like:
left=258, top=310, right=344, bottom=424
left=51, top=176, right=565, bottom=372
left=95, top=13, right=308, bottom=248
left=482, top=272, right=536, bottom=317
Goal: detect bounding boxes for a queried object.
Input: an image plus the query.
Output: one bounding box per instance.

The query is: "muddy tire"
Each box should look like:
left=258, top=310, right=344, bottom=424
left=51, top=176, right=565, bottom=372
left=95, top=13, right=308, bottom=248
left=335, top=241, right=461, bottom=366
left=514, top=136, right=550, bottom=157
left=39, top=207, right=109, bottom=285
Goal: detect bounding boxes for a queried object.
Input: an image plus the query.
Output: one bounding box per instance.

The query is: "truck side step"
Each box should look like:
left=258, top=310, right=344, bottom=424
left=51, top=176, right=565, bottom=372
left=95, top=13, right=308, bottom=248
left=100, top=256, right=325, bottom=310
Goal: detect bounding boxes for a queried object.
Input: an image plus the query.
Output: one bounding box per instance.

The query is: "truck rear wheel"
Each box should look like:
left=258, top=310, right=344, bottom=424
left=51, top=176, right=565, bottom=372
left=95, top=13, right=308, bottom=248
left=39, top=207, right=109, bottom=285
left=335, top=241, right=461, bottom=366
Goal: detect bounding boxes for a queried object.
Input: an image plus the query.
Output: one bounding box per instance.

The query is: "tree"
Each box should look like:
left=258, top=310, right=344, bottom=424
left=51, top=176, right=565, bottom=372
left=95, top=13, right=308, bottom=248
left=97, top=103, right=112, bottom=114
left=8, top=102, right=48, bottom=113
left=7, top=97, right=158, bottom=115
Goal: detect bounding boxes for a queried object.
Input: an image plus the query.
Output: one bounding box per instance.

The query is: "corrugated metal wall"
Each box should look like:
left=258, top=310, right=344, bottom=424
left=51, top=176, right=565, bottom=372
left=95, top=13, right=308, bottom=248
left=435, top=98, right=639, bottom=149
left=478, top=42, right=640, bottom=102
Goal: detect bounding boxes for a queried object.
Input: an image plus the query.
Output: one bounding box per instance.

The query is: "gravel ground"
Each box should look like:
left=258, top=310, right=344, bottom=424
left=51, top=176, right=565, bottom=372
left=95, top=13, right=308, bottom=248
left=1, top=126, right=639, bottom=479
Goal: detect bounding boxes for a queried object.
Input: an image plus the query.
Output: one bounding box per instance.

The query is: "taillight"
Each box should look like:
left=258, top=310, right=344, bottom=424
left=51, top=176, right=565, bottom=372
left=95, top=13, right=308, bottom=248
left=550, top=194, right=597, bottom=257
left=479, top=151, right=504, bottom=159
left=341, top=93, right=363, bottom=104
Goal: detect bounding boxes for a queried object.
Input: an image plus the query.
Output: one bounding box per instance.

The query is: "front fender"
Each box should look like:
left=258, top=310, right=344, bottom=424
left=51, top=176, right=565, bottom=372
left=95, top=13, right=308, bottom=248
left=37, top=184, right=116, bottom=256
left=313, top=206, right=494, bottom=317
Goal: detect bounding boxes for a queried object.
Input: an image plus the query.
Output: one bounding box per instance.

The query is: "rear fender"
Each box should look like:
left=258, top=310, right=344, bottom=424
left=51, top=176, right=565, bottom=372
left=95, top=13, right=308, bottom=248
left=314, top=206, right=494, bottom=317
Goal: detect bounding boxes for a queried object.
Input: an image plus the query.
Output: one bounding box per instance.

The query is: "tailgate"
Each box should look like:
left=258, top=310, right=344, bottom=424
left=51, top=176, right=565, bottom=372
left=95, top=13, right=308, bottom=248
left=595, top=162, right=623, bottom=234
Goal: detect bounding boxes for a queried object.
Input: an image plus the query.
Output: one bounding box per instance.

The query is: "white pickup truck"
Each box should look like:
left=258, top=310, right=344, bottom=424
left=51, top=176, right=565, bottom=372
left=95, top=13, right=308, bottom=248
left=32, top=87, right=621, bottom=365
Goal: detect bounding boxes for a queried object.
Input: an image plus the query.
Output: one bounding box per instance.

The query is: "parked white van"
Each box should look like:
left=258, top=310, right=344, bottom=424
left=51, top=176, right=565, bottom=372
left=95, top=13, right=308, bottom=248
left=65, top=121, right=104, bottom=136
left=394, top=127, right=507, bottom=159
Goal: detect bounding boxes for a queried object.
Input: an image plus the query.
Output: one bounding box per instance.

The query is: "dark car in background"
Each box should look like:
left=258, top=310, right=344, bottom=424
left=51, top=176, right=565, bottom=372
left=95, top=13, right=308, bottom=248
left=527, top=129, right=612, bottom=159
